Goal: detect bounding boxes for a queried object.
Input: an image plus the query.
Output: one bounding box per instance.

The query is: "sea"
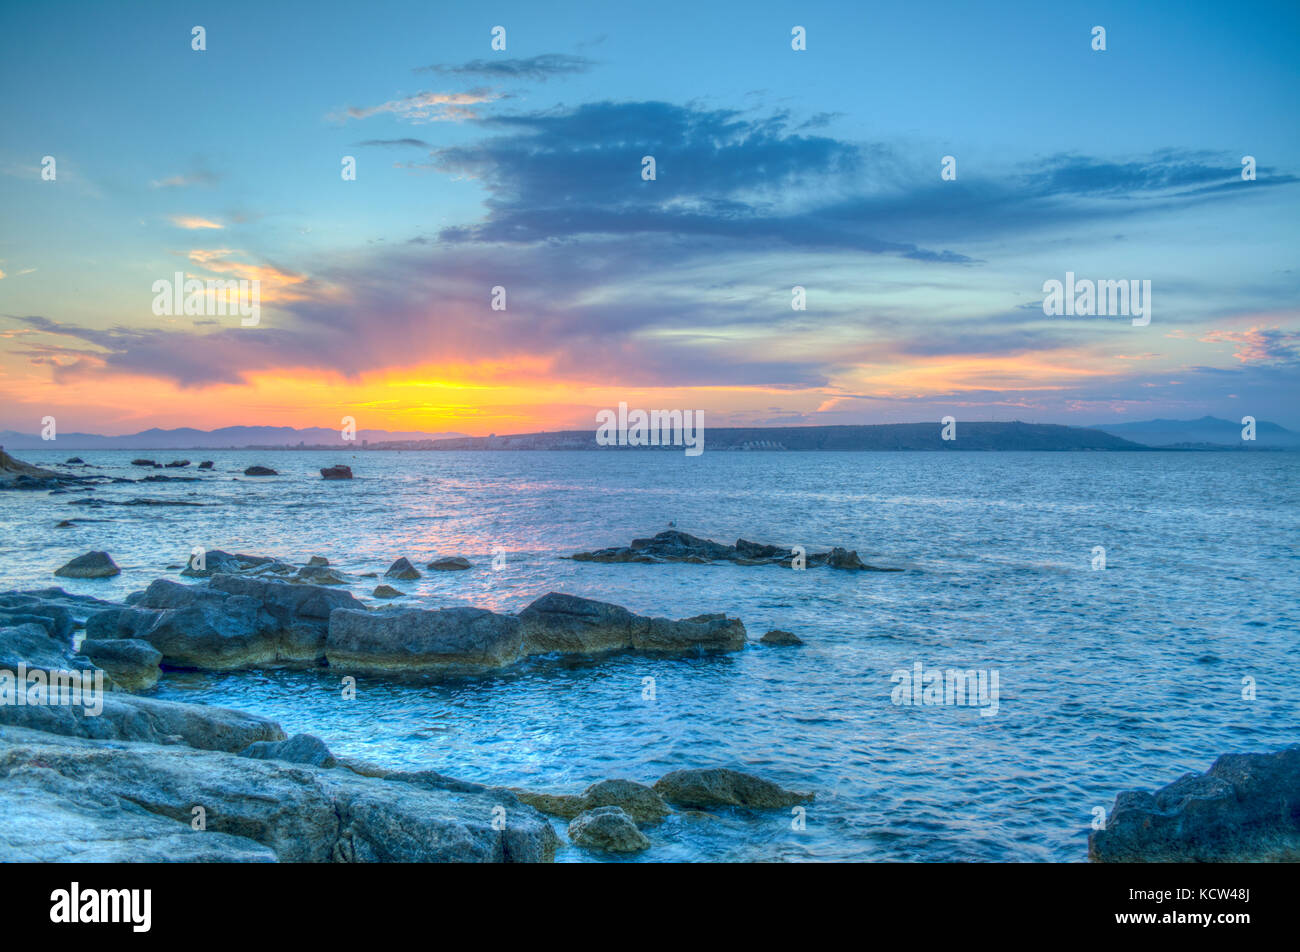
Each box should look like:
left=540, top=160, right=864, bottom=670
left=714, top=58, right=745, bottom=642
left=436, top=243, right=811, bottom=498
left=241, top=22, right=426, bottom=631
left=3, top=448, right=1297, bottom=861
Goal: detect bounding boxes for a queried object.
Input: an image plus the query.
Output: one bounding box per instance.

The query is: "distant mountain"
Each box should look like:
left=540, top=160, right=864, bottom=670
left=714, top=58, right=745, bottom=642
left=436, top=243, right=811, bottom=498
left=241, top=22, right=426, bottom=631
left=0, top=425, right=467, bottom=450
left=378, top=421, right=1151, bottom=451
left=1089, top=416, right=1300, bottom=448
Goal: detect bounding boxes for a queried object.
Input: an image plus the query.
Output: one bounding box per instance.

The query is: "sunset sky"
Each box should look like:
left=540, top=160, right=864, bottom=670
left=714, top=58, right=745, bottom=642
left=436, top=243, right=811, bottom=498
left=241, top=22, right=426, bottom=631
left=1, top=0, right=1297, bottom=436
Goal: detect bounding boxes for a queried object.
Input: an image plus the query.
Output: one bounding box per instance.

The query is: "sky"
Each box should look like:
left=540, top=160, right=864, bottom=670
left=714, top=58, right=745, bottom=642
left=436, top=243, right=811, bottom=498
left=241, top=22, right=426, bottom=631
left=1, top=0, right=1297, bottom=436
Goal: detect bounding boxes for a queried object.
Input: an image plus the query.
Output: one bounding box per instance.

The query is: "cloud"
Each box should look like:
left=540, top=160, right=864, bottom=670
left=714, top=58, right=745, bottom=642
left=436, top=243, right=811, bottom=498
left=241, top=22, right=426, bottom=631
left=331, top=88, right=503, bottom=123
left=354, top=138, right=432, bottom=148
left=415, top=53, right=595, bottom=82
left=1199, top=327, right=1300, bottom=364
left=151, top=168, right=220, bottom=188
left=170, top=216, right=223, bottom=230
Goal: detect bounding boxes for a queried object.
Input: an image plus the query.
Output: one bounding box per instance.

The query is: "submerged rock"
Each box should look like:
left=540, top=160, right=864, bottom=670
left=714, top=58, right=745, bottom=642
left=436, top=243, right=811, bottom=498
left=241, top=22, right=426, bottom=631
left=79, top=638, right=162, bottom=691
left=384, top=557, right=421, bottom=581
left=243, top=465, right=277, bottom=476
left=569, top=530, right=899, bottom=571
left=320, top=464, right=353, bottom=480
left=427, top=556, right=471, bottom=571
left=653, top=768, right=813, bottom=809
left=568, top=806, right=651, bottom=853
left=54, top=551, right=120, bottom=579
left=1089, top=745, right=1300, bottom=862
left=760, top=629, right=803, bottom=646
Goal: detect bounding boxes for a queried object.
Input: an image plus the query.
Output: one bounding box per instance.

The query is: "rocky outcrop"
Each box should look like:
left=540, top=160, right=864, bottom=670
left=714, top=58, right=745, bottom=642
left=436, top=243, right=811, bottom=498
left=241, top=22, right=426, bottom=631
left=197, top=461, right=214, bottom=469
left=570, top=530, right=899, bottom=570
left=54, top=551, right=120, bottom=579
left=653, top=768, right=813, bottom=809
left=428, top=557, right=471, bottom=571
left=568, top=807, right=651, bottom=853
left=0, top=448, right=70, bottom=491
left=79, top=638, right=162, bottom=690
left=1089, top=745, right=1300, bottom=862
left=326, top=607, right=524, bottom=675
left=320, top=464, right=353, bottom=479
left=518, top=592, right=746, bottom=656
left=0, top=726, right=558, bottom=862
left=760, top=629, right=803, bottom=646
left=243, top=465, right=277, bottom=476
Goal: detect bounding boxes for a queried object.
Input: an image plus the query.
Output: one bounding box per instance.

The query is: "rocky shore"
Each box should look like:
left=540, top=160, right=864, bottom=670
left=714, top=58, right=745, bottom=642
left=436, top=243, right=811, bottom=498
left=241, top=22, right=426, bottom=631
left=0, top=553, right=816, bottom=862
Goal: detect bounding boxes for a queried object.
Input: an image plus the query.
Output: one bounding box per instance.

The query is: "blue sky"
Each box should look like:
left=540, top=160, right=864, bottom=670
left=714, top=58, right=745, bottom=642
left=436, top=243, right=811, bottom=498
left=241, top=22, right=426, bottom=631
left=1, top=0, right=1297, bottom=434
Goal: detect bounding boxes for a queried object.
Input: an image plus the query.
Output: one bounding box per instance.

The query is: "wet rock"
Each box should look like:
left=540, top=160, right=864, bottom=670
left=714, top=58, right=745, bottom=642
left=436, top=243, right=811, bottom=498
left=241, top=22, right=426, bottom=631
left=241, top=733, right=337, bottom=768
left=130, top=459, right=159, bottom=467
left=320, top=464, right=353, bottom=479
left=243, top=465, right=277, bottom=476
left=79, top=638, right=162, bottom=691
left=180, top=550, right=274, bottom=578
left=54, top=551, right=120, bottom=579
left=427, top=556, right=472, bottom=571
left=327, top=606, right=524, bottom=676
left=55, top=520, right=74, bottom=528
left=0, top=594, right=76, bottom=642
left=513, top=778, right=670, bottom=824
left=518, top=592, right=746, bottom=656
left=384, top=557, right=421, bottom=581
left=760, top=629, right=803, bottom=646
left=0, top=621, right=91, bottom=674
left=307, top=556, right=329, bottom=567
left=65, top=457, right=84, bottom=464
left=568, top=807, right=651, bottom=853
left=165, top=460, right=190, bottom=468
left=197, top=461, right=214, bottom=469
left=1089, top=745, right=1300, bottom=862
left=570, top=529, right=900, bottom=571
left=294, top=565, right=347, bottom=586
left=371, top=585, right=404, bottom=599
left=653, top=768, right=813, bottom=809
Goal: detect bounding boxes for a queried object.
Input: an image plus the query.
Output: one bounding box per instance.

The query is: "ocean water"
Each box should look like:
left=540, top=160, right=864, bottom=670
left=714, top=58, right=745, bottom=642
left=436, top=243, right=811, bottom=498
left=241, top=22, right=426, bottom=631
left=3, top=448, right=1297, bottom=862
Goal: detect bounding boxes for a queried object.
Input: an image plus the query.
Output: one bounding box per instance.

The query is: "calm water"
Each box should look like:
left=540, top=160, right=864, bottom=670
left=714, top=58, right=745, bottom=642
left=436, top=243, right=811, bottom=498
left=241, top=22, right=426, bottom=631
left=3, top=448, right=1298, bottom=861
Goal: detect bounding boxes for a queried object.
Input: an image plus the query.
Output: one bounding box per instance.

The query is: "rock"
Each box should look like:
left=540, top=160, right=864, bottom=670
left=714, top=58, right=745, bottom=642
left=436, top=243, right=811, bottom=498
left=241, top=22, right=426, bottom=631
left=326, top=606, right=523, bottom=675
left=241, top=733, right=337, bottom=768
left=1089, top=745, right=1300, bottom=862
left=760, top=629, right=803, bottom=646
left=294, top=565, right=347, bottom=586
left=65, top=457, right=84, bottom=464
left=130, top=459, right=159, bottom=467
left=0, top=726, right=557, bottom=862
left=55, top=520, right=74, bottom=528
left=371, top=585, right=404, bottom=599
left=514, top=778, right=670, bottom=824
left=307, top=556, right=329, bottom=567
left=79, top=638, right=162, bottom=691
left=0, top=593, right=76, bottom=641
left=181, top=549, right=274, bottom=578
left=54, top=551, right=120, bottom=579
left=653, top=768, right=813, bottom=809
left=0, top=691, right=285, bottom=752
left=567, top=807, right=651, bottom=853
left=164, top=460, right=190, bottom=468
left=243, top=465, right=277, bottom=476
left=384, top=557, right=421, bottom=581
left=320, top=465, right=353, bottom=480
left=197, top=461, right=214, bottom=469
left=0, top=621, right=92, bottom=674
left=570, top=530, right=900, bottom=571
left=518, top=592, right=746, bottom=656
left=427, top=557, right=472, bottom=571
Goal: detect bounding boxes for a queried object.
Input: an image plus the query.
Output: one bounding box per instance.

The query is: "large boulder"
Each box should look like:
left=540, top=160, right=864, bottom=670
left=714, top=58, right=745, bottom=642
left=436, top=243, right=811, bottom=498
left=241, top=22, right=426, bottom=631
left=326, top=607, right=523, bottom=675
left=427, top=557, right=471, bottom=571
left=243, top=466, right=277, bottom=476
left=241, top=733, right=337, bottom=768
left=180, top=550, right=274, bottom=578
left=518, top=593, right=746, bottom=656
left=568, top=807, right=650, bottom=853
left=1089, top=745, right=1300, bottom=862
left=653, top=768, right=813, bottom=809
left=54, top=551, right=120, bottom=579
left=384, top=558, right=421, bottom=581
left=320, top=465, right=353, bottom=480
left=128, top=580, right=277, bottom=669
left=207, top=574, right=365, bottom=663
left=0, top=620, right=93, bottom=674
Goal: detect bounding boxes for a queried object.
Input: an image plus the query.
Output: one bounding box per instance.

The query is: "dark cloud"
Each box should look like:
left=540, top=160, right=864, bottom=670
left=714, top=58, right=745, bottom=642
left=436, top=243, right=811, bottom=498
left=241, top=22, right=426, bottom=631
left=415, top=54, right=595, bottom=82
